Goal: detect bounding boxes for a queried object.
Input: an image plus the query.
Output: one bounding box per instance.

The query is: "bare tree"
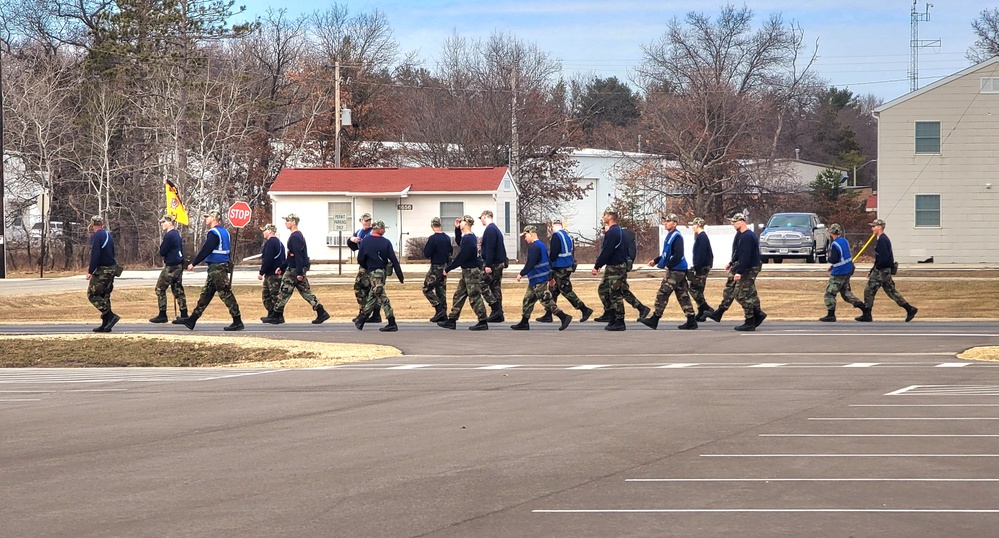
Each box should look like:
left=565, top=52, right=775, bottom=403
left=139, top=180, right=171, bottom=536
left=968, top=8, right=999, bottom=63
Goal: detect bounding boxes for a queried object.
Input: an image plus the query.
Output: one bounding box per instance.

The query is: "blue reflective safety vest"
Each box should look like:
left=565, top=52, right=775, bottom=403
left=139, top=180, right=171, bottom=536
left=552, top=229, right=575, bottom=268
left=657, top=229, right=688, bottom=271
left=527, top=241, right=552, bottom=286
left=205, top=226, right=232, bottom=263
left=829, top=236, right=855, bottom=276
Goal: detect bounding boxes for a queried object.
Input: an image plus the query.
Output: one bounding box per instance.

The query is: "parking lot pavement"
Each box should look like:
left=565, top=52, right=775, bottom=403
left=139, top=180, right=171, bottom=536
left=2, top=322, right=999, bottom=537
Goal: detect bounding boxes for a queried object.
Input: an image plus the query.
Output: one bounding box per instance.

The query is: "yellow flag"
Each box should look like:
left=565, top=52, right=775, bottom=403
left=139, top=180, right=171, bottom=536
left=165, top=179, right=190, bottom=225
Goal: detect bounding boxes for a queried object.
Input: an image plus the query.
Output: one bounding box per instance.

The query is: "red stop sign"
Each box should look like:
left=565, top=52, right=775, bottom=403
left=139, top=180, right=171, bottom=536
left=227, top=201, right=252, bottom=228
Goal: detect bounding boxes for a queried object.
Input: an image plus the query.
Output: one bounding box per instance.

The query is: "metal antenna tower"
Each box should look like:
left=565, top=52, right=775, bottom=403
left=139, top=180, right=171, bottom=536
left=910, top=1, right=940, bottom=92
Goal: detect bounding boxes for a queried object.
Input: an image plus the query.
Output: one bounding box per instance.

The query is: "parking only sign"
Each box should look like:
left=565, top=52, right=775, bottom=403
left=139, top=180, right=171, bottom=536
left=332, top=213, right=349, bottom=231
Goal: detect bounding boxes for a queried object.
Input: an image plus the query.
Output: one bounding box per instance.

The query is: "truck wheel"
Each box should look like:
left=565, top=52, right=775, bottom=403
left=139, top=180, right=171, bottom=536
left=761, top=256, right=770, bottom=264
left=818, top=253, right=827, bottom=264
left=806, top=246, right=817, bottom=263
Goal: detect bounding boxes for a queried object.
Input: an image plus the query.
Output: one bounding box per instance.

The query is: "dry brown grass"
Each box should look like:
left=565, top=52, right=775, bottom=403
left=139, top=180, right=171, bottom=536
left=0, top=274, right=995, bottom=322
left=957, top=347, right=999, bottom=362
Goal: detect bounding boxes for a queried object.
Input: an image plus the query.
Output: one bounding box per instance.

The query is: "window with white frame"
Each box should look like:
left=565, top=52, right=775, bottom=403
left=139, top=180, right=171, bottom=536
left=982, top=77, right=999, bottom=93
left=914, top=194, right=940, bottom=227
left=440, top=202, right=464, bottom=234
left=914, top=121, right=941, bottom=154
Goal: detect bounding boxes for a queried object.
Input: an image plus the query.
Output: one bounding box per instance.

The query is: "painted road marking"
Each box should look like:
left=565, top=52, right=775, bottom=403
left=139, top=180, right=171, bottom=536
left=843, top=362, right=879, bottom=367
left=658, top=363, right=699, bottom=368
left=701, top=454, right=999, bottom=458
left=761, top=434, right=999, bottom=437
left=476, top=365, right=521, bottom=370
left=749, top=363, right=787, bottom=368
left=936, top=363, right=971, bottom=368
left=888, top=385, right=999, bottom=396
left=534, top=509, right=999, bottom=513
left=809, top=417, right=999, bottom=421
left=568, top=365, right=611, bottom=370
left=626, top=478, right=999, bottom=482
left=386, top=364, right=432, bottom=370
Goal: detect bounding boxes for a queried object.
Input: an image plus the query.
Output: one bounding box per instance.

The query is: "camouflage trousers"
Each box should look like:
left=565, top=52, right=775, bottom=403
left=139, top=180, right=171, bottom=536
left=422, top=264, right=447, bottom=308
left=360, top=268, right=394, bottom=319
left=687, top=267, right=711, bottom=308
left=192, top=262, right=240, bottom=318
left=717, top=272, right=738, bottom=310
left=824, top=273, right=864, bottom=310
left=354, top=268, right=371, bottom=309
left=155, top=264, right=187, bottom=312
left=449, top=267, right=488, bottom=322
left=549, top=266, right=588, bottom=311
left=653, top=269, right=695, bottom=317
left=597, top=263, right=633, bottom=318
left=522, top=281, right=562, bottom=318
left=733, top=265, right=762, bottom=315
left=260, top=274, right=282, bottom=313
left=87, top=265, right=117, bottom=315
left=864, top=268, right=909, bottom=309
left=274, top=268, right=322, bottom=313
left=481, top=263, right=505, bottom=307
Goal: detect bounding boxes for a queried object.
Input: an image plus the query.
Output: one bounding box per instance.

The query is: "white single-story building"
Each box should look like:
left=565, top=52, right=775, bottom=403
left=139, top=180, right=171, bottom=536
left=268, top=167, right=519, bottom=260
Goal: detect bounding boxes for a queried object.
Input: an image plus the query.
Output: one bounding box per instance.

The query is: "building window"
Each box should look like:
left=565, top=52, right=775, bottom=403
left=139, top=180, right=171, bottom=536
left=982, top=77, right=999, bottom=93
left=504, top=202, right=511, bottom=234
left=914, top=121, right=940, bottom=154
left=914, top=194, right=940, bottom=227
left=440, top=202, right=464, bottom=233
left=503, top=177, right=512, bottom=191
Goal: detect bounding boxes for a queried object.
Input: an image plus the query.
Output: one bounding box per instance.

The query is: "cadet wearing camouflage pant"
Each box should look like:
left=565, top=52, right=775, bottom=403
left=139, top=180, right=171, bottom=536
left=510, top=225, right=572, bottom=331
left=86, top=215, right=121, bottom=333
left=537, top=218, right=593, bottom=323
left=150, top=214, right=188, bottom=324
left=819, top=223, right=865, bottom=322
left=477, top=210, right=508, bottom=323
left=438, top=215, right=489, bottom=330
left=594, top=223, right=650, bottom=323
left=687, top=217, right=716, bottom=321
left=708, top=221, right=743, bottom=323
left=591, top=209, right=632, bottom=331
left=268, top=214, right=330, bottom=325
left=349, top=213, right=376, bottom=323
left=354, top=221, right=404, bottom=332
left=728, top=213, right=766, bottom=331
left=423, top=217, right=453, bottom=322
left=856, top=218, right=918, bottom=322
left=639, top=214, right=697, bottom=330
left=257, top=223, right=285, bottom=323
left=183, top=208, right=243, bottom=331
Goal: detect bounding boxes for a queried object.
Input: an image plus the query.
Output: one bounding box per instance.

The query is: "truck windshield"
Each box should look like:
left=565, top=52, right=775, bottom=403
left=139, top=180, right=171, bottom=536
left=768, top=215, right=811, bottom=228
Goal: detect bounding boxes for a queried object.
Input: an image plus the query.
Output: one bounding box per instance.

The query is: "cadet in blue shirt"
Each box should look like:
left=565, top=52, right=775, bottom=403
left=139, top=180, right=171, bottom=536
left=639, top=214, right=697, bottom=330
left=438, top=215, right=489, bottom=330
left=687, top=217, right=716, bottom=321
left=422, top=217, right=453, bottom=322
left=150, top=214, right=188, bottom=324
left=856, top=218, right=918, bottom=322
left=536, top=218, right=593, bottom=323
left=257, top=223, right=286, bottom=323
left=728, top=213, right=766, bottom=331
left=819, top=223, right=866, bottom=322
left=478, top=210, right=508, bottom=323
left=350, top=213, right=379, bottom=323
left=268, top=213, right=330, bottom=325
left=510, top=225, right=571, bottom=331
left=354, top=220, right=404, bottom=332
left=86, top=215, right=120, bottom=333
left=183, top=208, right=243, bottom=331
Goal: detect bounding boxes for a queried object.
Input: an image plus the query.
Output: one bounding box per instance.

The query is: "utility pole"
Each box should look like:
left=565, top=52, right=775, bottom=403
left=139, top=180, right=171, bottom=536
left=334, top=61, right=341, bottom=168
left=0, top=44, right=5, bottom=278
left=509, top=67, right=520, bottom=181
left=909, top=1, right=940, bottom=92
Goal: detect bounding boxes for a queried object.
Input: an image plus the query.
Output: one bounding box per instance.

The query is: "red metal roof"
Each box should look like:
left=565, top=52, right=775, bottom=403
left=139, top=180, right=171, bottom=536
left=270, top=167, right=509, bottom=193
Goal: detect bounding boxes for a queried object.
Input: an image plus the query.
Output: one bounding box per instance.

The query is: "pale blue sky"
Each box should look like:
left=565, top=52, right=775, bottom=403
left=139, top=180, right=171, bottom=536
left=234, top=1, right=988, bottom=102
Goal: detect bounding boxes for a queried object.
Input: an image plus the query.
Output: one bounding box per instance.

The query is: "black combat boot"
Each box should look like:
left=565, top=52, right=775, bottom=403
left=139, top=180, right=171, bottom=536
left=753, top=307, right=767, bottom=327
left=605, top=316, right=626, bottom=331
left=511, top=317, right=530, bottom=330
left=224, top=316, right=244, bottom=332
left=149, top=310, right=169, bottom=323
left=639, top=314, right=661, bottom=330
left=172, top=309, right=189, bottom=324
left=904, top=304, right=918, bottom=322
left=556, top=311, right=572, bottom=331
left=469, top=319, right=489, bottom=331
left=354, top=313, right=367, bottom=330
left=707, top=306, right=727, bottom=322
left=437, top=317, right=457, bottom=330
left=819, top=308, right=836, bottom=322
left=367, top=310, right=382, bottom=324
left=260, top=310, right=274, bottom=323
left=695, top=304, right=714, bottom=322
left=104, top=311, right=121, bottom=332
left=636, top=304, right=651, bottom=322
left=486, top=303, right=504, bottom=323
left=677, top=315, right=698, bottom=330
left=593, top=311, right=613, bottom=323
left=430, top=305, right=447, bottom=323
left=535, top=311, right=554, bottom=323
left=379, top=316, right=398, bottom=332
left=182, top=312, right=201, bottom=330
left=855, top=306, right=873, bottom=322
left=93, top=312, right=109, bottom=333
left=734, top=317, right=756, bottom=331
left=266, top=311, right=285, bottom=325
left=312, top=305, right=330, bottom=324
left=579, top=306, right=594, bottom=323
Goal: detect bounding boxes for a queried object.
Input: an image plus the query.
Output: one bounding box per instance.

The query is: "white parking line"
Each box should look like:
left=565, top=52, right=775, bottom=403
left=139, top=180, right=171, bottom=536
left=760, top=434, right=999, bottom=438
left=749, top=363, right=786, bottom=368
left=386, top=364, right=432, bottom=370
left=476, top=365, right=520, bottom=370
left=626, top=478, right=999, bottom=482
left=936, top=363, right=971, bottom=368
left=701, top=454, right=999, bottom=457
left=0, top=398, right=40, bottom=402
left=809, top=417, right=999, bottom=421
left=534, top=509, right=999, bottom=513
left=843, top=363, right=879, bottom=367
left=658, top=363, right=699, bottom=368
left=850, top=404, right=999, bottom=407
left=568, top=365, right=611, bottom=370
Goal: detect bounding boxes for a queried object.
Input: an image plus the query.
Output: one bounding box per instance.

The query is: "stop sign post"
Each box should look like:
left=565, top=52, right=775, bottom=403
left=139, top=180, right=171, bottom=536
left=226, top=201, right=252, bottom=279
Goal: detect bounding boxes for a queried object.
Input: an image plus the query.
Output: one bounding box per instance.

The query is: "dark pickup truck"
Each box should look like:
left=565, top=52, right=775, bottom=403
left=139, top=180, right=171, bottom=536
left=758, top=212, right=829, bottom=263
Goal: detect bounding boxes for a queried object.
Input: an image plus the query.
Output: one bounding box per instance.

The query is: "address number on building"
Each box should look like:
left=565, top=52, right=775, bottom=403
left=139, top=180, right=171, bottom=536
left=397, top=204, right=413, bottom=210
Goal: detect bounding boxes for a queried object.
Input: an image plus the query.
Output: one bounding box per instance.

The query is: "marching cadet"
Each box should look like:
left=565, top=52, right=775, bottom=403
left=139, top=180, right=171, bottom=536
left=478, top=210, right=508, bottom=323
left=86, top=215, right=121, bottom=333
left=708, top=222, right=743, bottom=324
left=438, top=215, right=489, bottom=330
left=354, top=220, right=404, bottom=331
left=149, top=214, right=188, bottom=324
left=594, top=220, right=651, bottom=323
left=591, top=209, right=632, bottom=331
left=267, top=214, right=330, bottom=325
left=687, top=217, right=716, bottom=321
left=727, top=213, right=766, bottom=331
left=257, top=223, right=286, bottom=323
left=537, top=218, right=593, bottom=323
left=855, top=218, right=918, bottom=322
left=639, top=214, right=697, bottom=330
left=182, top=208, right=243, bottom=331
left=349, top=213, right=378, bottom=324
left=819, top=223, right=866, bottom=322
left=422, top=217, right=453, bottom=322
left=511, top=225, right=572, bottom=331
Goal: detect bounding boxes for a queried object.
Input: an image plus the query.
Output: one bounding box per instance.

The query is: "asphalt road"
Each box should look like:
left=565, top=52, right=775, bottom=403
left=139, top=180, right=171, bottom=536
left=2, top=321, right=999, bottom=537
